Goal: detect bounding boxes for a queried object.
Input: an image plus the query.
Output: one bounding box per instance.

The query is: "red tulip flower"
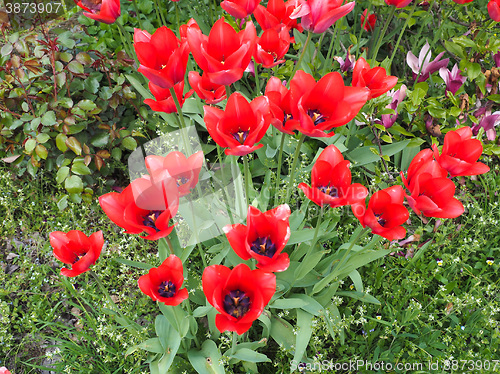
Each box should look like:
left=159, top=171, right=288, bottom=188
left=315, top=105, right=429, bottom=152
left=50, top=230, right=104, bottom=277
left=0, top=367, right=12, bottom=374
left=99, top=178, right=179, bottom=241
left=254, top=26, right=291, bottom=68
left=298, top=145, right=368, bottom=208
left=384, top=0, right=413, bottom=8
left=188, top=71, right=226, bottom=104
left=138, top=255, right=189, bottom=306
left=264, top=77, right=297, bottom=134
left=144, top=81, right=194, bottom=114
left=221, top=0, right=262, bottom=19
left=224, top=204, right=291, bottom=272
left=254, top=0, right=303, bottom=35
left=134, top=26, right=189, bottom=89
left=488, top=0, right=500, bottom=21
left=352, top=57, right=398, bottom=99
left=432, top=127, right=490, bottom=177
left=74, top=0, right=120, bottom=24
left=289, top=0, right=355, bottom=34
left=187, top=18, right=257, bottom=86
left=361, top=9, right=376, bottom=32
left=401, top=148, right=448, bottom=192
left=145, top=151, right=204, bottom=197
left=452, top=0, right=473, bottom=3
left=202, top=263, right=276, bottom=334
left=290, top=71, right=369, bottom=137
left=353, top=186, right=409, bottom=241
left=204, top=92, right=271, bottom=156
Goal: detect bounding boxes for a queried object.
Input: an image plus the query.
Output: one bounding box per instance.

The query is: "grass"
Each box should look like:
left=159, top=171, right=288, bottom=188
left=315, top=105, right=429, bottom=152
left=1, top=159, right=499, bottom=373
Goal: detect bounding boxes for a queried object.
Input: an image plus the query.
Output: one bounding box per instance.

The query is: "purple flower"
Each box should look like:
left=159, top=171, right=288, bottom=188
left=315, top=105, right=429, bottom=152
left=333, top=53, right=356, bottom=73
left=439, top=64, right=466, bottom=95
left=406, top=41, right=449, bottom=82
left=493, top=51, right=500, bottom=68
left=377, top=85, right=407, bottom=128
left=472, top=110, right=500, bottom=140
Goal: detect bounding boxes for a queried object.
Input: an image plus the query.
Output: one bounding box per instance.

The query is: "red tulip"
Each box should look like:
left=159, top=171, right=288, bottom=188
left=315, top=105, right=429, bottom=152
left=50, top=230, right=103, bottom=277
left=203, top=92, right=271, bottom=156
left=264, top=77, right=297, bottom=134
left=254, top=0, right=303, bottom=31
left=289, top=0, right=355, bottom=34
left=298, top=145, right=368, bottom=208
left=134, top=26, right=189, bottom=89
left=384, top=0, right=413, bottom=8
left=352, top=57, right=398, bottom=99
left=290, top=71, right=369, bottom=137
left=138, top=255, right=189, bottom=306
left=0, top=367, right=12, bottom=374
left=202, top=263, right=276, bottom=334
left=188, top=71, right=226, bottom=104
left=488, top=0, right=500, bottom=22
left=254, top=26, right=291, bottom=68
left=221, top=0, right=262, bottom=19
left=187, top=18, right=257, bottom=86
left=224, top=204, right=291, bottom=272
left=99, top=178, right=179, bottom=240
left=452, top=0, right=474, bottom=3
left=432, top=127, right=490, bottom=177
left=145, top=151, right=204, bottom=197
left=74, top=0, right=120, bottom=24
left=361, top=9, right=376, bottom=32
left=401, top=148, right=447, bottom=192
left=144, top=81, right=193, bottom=113
left=353, top=186, right=409, bottom=240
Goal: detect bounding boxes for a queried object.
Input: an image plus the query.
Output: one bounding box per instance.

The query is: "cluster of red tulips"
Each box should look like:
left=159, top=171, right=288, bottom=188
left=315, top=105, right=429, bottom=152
left=47, top=0, right=493, bottom=341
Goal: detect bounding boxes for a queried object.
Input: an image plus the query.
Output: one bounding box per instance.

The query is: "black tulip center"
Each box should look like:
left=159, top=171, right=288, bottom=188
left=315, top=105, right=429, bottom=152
left=250, top=237, right=277, bottom=258
left=375, top=213, right=386, bottom=227
left=307, top=109, right=326, bottom=125
left=319, top=185, right=338, bottom=197
left=143, top=210, right=163, bottom=232
left=232, top=130, right=249, bottom=144
left=223, top=289, right=251, bottom=319
left=176, top=176, right=189, bottom=186
left=158, top=280, right=176, bottom=298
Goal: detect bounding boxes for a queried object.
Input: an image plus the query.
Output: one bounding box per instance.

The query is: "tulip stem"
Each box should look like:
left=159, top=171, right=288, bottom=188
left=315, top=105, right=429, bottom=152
left=116, top=22, right=138, bottom=68
left=231, top=331, right=238, bottom=355
left=371, top=5, right=396, bottom=61
left=333, top=227, right=371, bottom=274
left=356, top=3, right=372, bottom=59
left=184, top=299, right=200, bottom=348
left=225, top=85, right=231, bottom=100
left=217, top=145, right=236, bottom=225
left=153, top=0, right=167, bottom=27
left=388, top=1, right=417, bottom=70
left=243, top=155, right=251, bottom=207
left=132, top=0, right=144, bottom=30
left=166, top=237, right=174, bottom=256
left=253, top=60, right=260, bottom=95
left=284, top=133, right=306, bottom=203
left=288, top=31, right=312, bottom=87
left=275, top=132, right=286, bottom=205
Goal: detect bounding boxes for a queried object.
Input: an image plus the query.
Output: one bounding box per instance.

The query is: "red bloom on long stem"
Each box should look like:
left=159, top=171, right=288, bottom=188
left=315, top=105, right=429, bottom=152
left=187, top=18, right=257, bottom=85
left=138, top=255, right=189, bottom=306
left=221, top=0, right=262, bottom=19
left=352, top=57, right=398, bottom=99
left=254, top=0, right=303, bottom=35
left=50, top=230, right=104, bottom=277
left=202, top=263, right=276, bottom=335
left=361, top=9, right=376, bottom=32
left=290, top=71, right=369, bottom=137
left=298, top=145, right=368, bottom=207
left=384, top=0, right=412, bottom=8
left=144, top=81, right=194, bottom=113
left=264, top=77, right=297, bottom=134
left=224, top=204, right=291, bottom=272
left=289, top=0, right=355, bottom=34
left=188, top=71, right=226, bottom=104
left=254, top=26, right=291, bottom=68
left=75, top=0, right=120, bottom=24
left=134, top=26, right=189, bottom=89
left=204, top=92, right=271, bottom=156
left=489, top=0, right=500, bottom=21
left=99, top=178, right=179, bottom=240
left=432, top=127, right=490, bottom=177
left=145, top=151, right=204, bottom=197
left=401, top=148, right=447, bottom=192
left=353, top=186, right=409, bottom=240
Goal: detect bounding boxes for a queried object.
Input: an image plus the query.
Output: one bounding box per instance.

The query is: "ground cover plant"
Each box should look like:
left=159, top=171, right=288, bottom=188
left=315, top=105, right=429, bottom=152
left=1, top=0, right=499, bottom=372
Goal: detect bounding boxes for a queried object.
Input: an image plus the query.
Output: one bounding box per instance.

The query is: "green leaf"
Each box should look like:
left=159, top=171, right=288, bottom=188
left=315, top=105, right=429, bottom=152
left=232, top=348, right=270, bottom=363
left=270, top=298, right=309, bottom=309
left=35, top=144, right=48, bottom=159
left=348, top=269, right=363, bottom=292
left=193, top=305, right=212, bottom=318
left=41, top=111, right=56, bottom=126
left=122, top=137, right=137, bottom=151
left=289, top=294, right=324, bottom=316
left=91, top=132, right=109, bottom=148
left=111, top=147, right=122, bottom=161
left=125, top=337, right=164, bottom=356
left=57, top=195, right=68, bottom=211
left=294, top=247, right=325, bottom=280
left=114, top=258, right=153, bottom=270
left=66, top=137, right=82, bottom=155
left=84, top=77, right=100, bottom=94
left=67, top=61, right=84, bottom=74
left=58, top=32, right=76, bottom=49
left=1, top=44, right=13, bottom=57
left=293, top=310, right=313, bottom=364
left=467, top=62, right=481, bottom=80
left=64, top=175, right=83, bottom=194
left=78, top=99, right=97, bottom=111
left=56, top=166, right=70, bottom=184
left=56, top=133, right=68, bottom=152
left=336, top=291, right=381, bottom=305
left=188, top=340, right=226, bottom=374
left=270, top=315, right=295, bottom=350
left=158, top=303, right=189, bottom=338
left=71, top=162, right=91, bottom=175
left=25, top=138, right=36, bottom=153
